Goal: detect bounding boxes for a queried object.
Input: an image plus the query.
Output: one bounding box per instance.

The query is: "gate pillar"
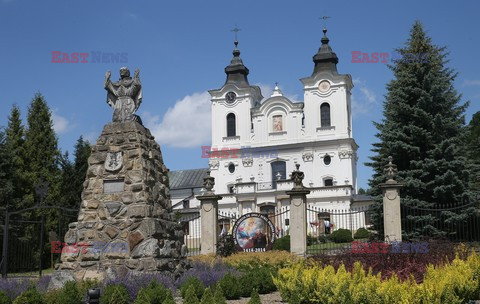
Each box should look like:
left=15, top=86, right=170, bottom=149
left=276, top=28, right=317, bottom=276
left=196, top=171, right=222, bottom=255
left=379, top=157, right=403, bottom=242
left=286, top=164, right=310, bottom=256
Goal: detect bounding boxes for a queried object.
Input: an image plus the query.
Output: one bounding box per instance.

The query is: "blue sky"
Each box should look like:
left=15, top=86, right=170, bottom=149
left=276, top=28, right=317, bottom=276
left=1, top=0, right=479, bottom=190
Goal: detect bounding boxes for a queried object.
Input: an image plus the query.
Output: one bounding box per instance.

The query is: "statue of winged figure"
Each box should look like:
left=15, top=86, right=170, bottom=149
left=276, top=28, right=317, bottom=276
left=104, top=67, right=142, bottom=123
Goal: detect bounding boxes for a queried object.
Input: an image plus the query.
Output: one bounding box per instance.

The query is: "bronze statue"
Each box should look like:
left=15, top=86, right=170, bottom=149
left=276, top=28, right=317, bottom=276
left=104, top=67, right=142, bottom=123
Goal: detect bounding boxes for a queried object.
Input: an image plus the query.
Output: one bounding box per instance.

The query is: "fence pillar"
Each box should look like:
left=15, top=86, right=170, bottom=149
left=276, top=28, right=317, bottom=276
left=196, top=170, right=222, bottom=255
left=286, top=164, right=310, bottom=256
left=379, top=157, right=403, bottom=242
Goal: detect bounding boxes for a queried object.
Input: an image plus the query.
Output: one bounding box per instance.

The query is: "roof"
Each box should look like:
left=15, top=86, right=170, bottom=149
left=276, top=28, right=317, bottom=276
left=168, top=168, right=209, bottom=190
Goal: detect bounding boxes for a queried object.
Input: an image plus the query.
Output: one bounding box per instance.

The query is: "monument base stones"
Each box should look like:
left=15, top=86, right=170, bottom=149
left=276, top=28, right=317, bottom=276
left=52, top=121, right=186, bottom=286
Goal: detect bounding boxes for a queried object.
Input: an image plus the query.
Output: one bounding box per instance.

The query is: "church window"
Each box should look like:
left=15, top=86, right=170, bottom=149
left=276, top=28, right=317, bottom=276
left=227, top=113, right=236, bottom=137
left=273, top=115, right=283, bottom=132
left=228, top=163, right=235, bottom=173
left=320, top=103, right=331, bottom=127
left=271, top=161, right=286, bottom=189
left=324, top=178, right=333, bottom=187
left=323, top=155, right=331, bottom=165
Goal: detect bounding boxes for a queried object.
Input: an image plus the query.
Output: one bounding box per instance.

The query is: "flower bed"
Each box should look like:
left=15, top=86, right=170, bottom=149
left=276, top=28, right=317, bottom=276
left=274, top=250, right=480, bottom=303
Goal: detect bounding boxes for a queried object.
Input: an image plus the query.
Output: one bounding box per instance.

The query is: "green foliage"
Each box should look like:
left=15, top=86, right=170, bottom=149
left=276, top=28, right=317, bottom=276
left=248, top=289, right=261, bottom=304
left=183, top=285, right=199, bottom=304
left=216, top=234, right=236, bottom=257
left=100, top=285, right=129, bottom=304
left=12, top=286, right=44, bottom=304
left=272, top=235, right=290, bottom=251
left=0, top=291, right=10, bottom=304
left=213, top=285, right=226, bottom=304
left=354, top=228, right=371, bottom=239
left=53, top=281, right=82, bottom=304
left=274, top=252, right=480, bottom=304
left=180, top=276, right=205, bottom=299
left=133, top=280, right=168, bottom=304
left=0, top=130, right=14, bottom=209
left=199, top=287, right=214, bottom=304
left=330, top=229, right=353, bottom=243
left=239, top=266, right=277, bottom=297
left=366, top=21, right=474, bottom=237
left=161, top=291, right=176, bottom=304
left=217, top=273, right=241, bottom=300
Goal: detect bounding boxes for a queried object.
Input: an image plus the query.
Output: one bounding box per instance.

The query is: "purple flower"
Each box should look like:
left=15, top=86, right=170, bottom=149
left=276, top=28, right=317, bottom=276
left=175, top=261, right=238, bottom=288
left=0, top=278, right=31, bottom=300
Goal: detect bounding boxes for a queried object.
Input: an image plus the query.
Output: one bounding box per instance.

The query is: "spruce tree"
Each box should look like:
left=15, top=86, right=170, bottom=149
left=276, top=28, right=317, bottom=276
left=0, top=130, right=14, bottom=210
left=5, top=105, right=27, bottom=209
left=72, top=136, right=91, bottom=207
left=466, top=111, right=480, bottom=191
left=366, top=21, right=473, bottom=238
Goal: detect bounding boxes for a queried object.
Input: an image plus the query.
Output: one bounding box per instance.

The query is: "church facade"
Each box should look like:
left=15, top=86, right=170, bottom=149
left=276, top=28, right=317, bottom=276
left=169, top=29, right=372, bottom=237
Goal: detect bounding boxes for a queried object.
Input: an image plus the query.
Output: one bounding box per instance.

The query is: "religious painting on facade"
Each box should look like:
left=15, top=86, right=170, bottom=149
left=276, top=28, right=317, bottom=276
left=273, top=115, right=283, bottom=132
left=232, top=212, right=276, bottom=252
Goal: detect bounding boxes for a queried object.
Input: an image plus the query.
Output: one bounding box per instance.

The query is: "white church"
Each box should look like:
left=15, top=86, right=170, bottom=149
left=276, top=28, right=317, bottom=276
left=168, top=28, right=373, bottom=238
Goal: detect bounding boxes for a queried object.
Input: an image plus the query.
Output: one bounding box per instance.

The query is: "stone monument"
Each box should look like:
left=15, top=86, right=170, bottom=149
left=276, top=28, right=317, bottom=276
left=50, top=68, right=186, bottom=288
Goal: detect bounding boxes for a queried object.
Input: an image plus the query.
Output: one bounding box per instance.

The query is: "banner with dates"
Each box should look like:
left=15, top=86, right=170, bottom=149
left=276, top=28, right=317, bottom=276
left=232, top=212, right=276, bottom=252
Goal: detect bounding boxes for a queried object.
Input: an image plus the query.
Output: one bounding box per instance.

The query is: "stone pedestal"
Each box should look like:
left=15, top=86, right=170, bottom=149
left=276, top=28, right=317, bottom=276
left=196, top=171, right=222, bottom=255
left=286, top=164, right=310, bottom=256
left=197, top=196, right=220, bottom=255
left=286, top=189, right=310, bottom=256
left=380, top=182, right=403, bottom=242
left=51, top=121, right=185, bottom=288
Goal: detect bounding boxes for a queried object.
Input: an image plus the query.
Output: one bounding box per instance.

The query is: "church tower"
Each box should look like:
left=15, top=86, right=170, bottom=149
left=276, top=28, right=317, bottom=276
left=208, top=38, right=263, bottom=150
left=300, top=27, right=357, bottom=189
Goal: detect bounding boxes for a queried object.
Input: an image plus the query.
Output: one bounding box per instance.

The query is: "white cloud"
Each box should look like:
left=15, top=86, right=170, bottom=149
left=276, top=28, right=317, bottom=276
left=463, top=79, right=480, bottom=86
left=142, top=91, right=211, bottom=148
left=52, top=110, right=71, bottom=134
left=351, top=78, right=377, bottom=117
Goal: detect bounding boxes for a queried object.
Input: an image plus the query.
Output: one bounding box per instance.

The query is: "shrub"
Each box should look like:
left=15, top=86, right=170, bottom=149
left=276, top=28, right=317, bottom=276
left=239, top=266, right=277, bottom=295
left=100, top=285, right=129, bottom=304
left=200, top=287, right=214, bottom=304
left=180, top=276, right=205, bottom=300
left=213, top=285, right=226, bottom=304
left=0, top=291, right=9, bottom=304
left=354, top=228, right=371, bottom=239
left=248, top=289, right=261, bottom=304
left=12, top=286, right=44, bottom=304
left=163, top=292, right=175, bottom=304
left=330, top=229, right=353, bottom=243
left=216, top=234, right=236, bottom=257
left=176, top=262, right=236, bottom=288
left=54, top=281, right=82, bottom=304
left=272, top=235, right=290, bottom=251
left=217, top=273, right=241, bottom=300
left=134, top=280, right=168, bottom=304
left=183, top=285, right=199, bottom=304
left=307, top=235, right=317, bottom=246
left=161, top=291, right=175, bottom=304
left=274, top=251, right=480, bottom=304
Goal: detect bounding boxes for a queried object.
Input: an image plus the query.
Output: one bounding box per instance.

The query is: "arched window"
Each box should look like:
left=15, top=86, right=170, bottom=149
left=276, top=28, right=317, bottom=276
left=271, top=161, right=286, bottom=189
left=320, top=103, right=331, bottom=127
left=227, top=113, right=236, bottom=137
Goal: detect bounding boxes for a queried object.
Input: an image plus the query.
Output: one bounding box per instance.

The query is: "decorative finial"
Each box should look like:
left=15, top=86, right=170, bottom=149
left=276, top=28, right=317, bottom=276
left=231, top=25, right=241, bottom=48
left=384, top=156, right=398, bottom=183
left=202, top=170, right=215, bottom=194
left=291, top=164, right=305, bottom=189
left=296, top=163, right=300, bottom=171
left=271, top=82, right=283, bottom=97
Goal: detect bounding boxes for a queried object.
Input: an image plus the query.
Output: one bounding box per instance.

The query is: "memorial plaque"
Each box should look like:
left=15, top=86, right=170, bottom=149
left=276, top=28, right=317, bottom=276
left=103, top=179, right=124, bottom=193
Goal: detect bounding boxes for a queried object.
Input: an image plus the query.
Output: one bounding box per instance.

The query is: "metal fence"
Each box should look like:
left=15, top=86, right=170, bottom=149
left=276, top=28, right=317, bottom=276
left=401, top=200, right=480, bottom=243
left=179, top=213, right=201, bottom=257
left=306, top=206, right=373, bottom=255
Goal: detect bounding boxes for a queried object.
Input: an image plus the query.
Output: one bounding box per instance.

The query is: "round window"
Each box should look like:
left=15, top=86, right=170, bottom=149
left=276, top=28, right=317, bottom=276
left=228, top=163, right=235, bottom=173
left=324, top=155, right=331, bottom=165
